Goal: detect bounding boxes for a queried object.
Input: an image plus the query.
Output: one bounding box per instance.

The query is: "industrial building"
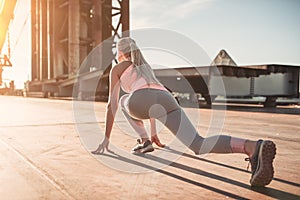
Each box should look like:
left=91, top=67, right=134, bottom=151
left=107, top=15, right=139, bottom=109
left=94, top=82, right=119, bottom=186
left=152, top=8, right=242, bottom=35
left=0, top=0, right=299, bottom=107
left=155, top=50, right=300, bottom=107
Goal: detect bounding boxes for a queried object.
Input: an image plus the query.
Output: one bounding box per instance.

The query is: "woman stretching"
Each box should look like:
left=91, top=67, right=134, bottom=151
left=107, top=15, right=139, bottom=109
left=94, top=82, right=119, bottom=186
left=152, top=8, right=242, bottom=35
left=92, top=37, right=276, bottom=187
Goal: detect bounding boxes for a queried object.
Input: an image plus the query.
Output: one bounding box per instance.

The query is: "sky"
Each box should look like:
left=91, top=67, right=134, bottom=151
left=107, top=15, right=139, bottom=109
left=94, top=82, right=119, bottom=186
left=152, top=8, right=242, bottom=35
left=1, top=0, right=300, bottom=89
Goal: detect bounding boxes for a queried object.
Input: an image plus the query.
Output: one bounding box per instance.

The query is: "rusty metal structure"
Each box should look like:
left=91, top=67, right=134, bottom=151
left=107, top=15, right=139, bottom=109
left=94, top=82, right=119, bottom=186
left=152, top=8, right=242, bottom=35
left=0, top=55, right=12, bottom=85
left=25, top=0, right=129, bottom=98
left=0, top=0, right=299, bottom=107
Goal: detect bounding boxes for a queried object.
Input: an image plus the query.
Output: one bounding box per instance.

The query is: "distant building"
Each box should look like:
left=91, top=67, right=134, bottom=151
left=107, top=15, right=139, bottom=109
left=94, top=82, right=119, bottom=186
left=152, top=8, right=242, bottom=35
left=154, top=50, right=300, bottom=107
left=210, top=49, right=237, bottom=66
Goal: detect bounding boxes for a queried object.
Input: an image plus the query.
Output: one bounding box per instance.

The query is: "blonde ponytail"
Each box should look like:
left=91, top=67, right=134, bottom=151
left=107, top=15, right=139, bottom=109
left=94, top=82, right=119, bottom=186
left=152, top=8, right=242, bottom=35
left=117, top=37, right=161, bottom=85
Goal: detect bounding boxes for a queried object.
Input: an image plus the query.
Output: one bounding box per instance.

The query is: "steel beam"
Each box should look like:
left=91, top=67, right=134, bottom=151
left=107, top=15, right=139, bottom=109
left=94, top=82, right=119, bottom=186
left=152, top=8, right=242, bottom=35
left=40, top=0, right=48, bottom=80
left=121, top=0, right=129, bottom=36
left=68, top=0, right=80, bottom=77
left=47, top=0, right=54, bottom=79
left=31, top=0, right=38, bottom=81
left=27, top=0, right=130, bottom=98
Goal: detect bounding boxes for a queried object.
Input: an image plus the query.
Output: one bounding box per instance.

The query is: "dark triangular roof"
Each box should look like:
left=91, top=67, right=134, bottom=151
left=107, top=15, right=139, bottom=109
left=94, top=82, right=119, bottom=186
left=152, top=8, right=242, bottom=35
left=210, top=49, right=237, bottom=66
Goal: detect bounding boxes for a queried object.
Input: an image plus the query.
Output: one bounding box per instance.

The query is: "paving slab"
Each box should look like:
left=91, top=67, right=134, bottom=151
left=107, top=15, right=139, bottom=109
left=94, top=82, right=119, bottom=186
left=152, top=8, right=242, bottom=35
left=0, top=96, right=299, bottom=200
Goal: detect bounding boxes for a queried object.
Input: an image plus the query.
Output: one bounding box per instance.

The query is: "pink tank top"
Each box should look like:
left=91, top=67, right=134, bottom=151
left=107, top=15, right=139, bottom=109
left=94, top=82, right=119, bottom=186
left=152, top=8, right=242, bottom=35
left=120, top=64, right=167, bottom=93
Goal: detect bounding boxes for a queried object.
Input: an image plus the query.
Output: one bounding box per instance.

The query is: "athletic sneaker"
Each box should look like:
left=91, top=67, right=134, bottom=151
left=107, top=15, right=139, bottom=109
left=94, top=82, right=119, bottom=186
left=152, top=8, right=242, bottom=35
left=132, top=139, right=143, bottom=152
left=245, top=139, right=276, bottom=186
left=131, top=139, right=154, bottom=154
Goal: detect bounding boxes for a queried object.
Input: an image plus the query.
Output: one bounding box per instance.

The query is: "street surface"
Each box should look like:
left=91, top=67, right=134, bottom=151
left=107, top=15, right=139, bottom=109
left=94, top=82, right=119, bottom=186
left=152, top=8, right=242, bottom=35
left=0, top=96, right=299, bottom=199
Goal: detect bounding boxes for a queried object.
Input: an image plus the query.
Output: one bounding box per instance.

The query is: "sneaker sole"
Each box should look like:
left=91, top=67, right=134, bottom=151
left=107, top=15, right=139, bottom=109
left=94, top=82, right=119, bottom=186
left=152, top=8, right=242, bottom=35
left=141, top=145, right=154, bottom=154
left=250, top=140, right=276, bottom=186
left=132, top=145, right=154, bottom=154
left=132, top=145, right=143, bottom=152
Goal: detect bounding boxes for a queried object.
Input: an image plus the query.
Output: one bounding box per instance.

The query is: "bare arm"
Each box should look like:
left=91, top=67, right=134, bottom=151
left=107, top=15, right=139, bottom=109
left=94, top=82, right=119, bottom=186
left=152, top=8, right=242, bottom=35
left=92, top=66, right=120, bottom=154
left=104, top=67, right=120, bottom=139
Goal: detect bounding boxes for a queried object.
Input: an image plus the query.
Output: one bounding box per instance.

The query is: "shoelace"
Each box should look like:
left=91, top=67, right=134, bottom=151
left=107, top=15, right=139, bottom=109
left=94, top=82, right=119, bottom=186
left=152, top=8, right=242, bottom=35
left=136, top=139, right=142, bottom=144
left=245, top=157, right=251, bottom=171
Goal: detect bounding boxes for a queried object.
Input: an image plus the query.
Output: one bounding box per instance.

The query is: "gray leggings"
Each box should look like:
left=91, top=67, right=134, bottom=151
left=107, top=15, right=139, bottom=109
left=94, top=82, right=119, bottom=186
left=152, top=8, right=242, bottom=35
left=122, top=88, right=232, bottom=155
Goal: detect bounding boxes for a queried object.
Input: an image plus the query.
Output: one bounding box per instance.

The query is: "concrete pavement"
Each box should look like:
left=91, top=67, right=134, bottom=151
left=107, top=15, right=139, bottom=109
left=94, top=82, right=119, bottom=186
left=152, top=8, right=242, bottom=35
left=0, top=95, right=299, bottom=199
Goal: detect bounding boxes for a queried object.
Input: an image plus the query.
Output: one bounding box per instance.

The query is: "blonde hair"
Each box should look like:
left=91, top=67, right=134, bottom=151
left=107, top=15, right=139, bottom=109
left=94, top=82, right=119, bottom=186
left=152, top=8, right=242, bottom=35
left=117, top=37, right=161, bottom=85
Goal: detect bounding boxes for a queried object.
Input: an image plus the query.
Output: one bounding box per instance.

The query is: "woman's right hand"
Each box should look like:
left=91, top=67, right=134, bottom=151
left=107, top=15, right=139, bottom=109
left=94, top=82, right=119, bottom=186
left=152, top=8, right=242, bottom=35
left=151, top=135, right=165, bottom=148
left=91, top=137, right=110, bottom=154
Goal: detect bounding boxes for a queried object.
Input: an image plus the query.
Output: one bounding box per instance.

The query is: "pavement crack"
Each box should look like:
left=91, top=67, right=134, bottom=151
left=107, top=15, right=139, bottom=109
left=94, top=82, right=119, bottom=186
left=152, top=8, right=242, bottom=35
left=0, top=138, right=77, bottom=200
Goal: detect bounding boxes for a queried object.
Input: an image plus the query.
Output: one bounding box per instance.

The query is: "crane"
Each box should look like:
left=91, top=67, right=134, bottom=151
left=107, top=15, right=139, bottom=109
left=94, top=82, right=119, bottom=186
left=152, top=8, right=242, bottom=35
left=0, top=54, right=12, bottom=85
left=0, top=0, right=16, bottom=86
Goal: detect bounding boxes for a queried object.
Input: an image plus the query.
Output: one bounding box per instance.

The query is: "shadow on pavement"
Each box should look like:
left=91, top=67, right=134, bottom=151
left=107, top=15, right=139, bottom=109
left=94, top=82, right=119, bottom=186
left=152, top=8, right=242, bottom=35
left=101, top=152, right=248, bottom=200
left=100, top=150, right=300, bottom=200
left=217, top=104, right=300, bottom=115
left=160, top=147, right=300, bottom=188
left=183, top=102, right=300, bottom=115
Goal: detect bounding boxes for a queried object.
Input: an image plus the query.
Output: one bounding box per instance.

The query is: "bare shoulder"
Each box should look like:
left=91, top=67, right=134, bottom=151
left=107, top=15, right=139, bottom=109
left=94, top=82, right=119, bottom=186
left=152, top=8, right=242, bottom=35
left=111, top=61, right=132, bottom=77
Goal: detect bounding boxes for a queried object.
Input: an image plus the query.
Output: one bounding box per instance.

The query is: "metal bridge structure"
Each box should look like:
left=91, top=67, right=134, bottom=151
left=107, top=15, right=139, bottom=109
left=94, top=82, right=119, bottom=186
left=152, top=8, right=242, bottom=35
left=28, top=0, right=129, bottom=99
left=0, top=0, right=299, bottom=107
left=0, top=0, right=129, bottom=98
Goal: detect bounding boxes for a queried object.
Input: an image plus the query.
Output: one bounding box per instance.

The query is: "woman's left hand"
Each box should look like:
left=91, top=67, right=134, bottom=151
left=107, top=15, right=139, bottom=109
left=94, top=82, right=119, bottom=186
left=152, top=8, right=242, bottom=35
left=91, top=137, right=110, bottom=154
